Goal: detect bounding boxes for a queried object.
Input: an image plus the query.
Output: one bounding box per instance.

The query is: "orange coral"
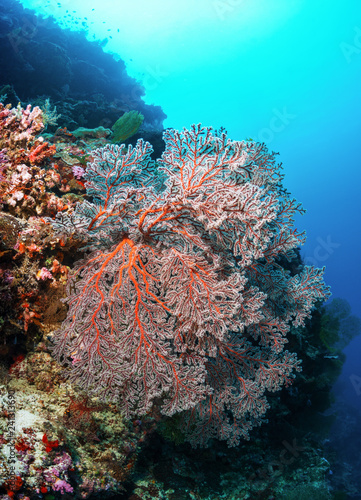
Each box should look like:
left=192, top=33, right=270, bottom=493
left=28, top=141, right=56, bottom=165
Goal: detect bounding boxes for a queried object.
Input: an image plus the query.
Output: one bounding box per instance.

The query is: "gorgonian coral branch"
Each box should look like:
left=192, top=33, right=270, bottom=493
left=48, top=124, right=330, bottom=446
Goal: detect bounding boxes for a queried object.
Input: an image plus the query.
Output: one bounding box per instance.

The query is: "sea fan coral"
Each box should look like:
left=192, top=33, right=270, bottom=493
left=48, top=124, right=330, bottom=446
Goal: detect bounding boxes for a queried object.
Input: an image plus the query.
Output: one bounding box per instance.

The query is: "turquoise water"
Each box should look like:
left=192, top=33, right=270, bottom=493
left=19, top=0, right=360, bottom=317
left=18, top=1, right=361, bottom=403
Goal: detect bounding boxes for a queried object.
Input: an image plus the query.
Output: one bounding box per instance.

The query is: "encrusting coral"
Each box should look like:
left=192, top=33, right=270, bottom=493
left=0, top=344, right=148, bottom=498
left=0, top=99, right=160, bottom=499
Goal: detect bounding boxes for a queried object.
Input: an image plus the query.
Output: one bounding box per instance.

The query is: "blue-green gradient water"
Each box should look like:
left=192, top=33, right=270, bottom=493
left=19, top=0, right=361, bottom=409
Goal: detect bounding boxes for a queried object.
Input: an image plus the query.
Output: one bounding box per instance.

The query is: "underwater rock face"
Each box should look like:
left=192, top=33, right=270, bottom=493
left=0, top=0, right=166, bottom=131
left=20, top=40, right=72, bottom=95
left=0, top=11, right=13, bottom=32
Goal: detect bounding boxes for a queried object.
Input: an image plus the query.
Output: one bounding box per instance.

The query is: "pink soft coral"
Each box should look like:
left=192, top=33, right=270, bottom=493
left=52, top=479, right=74, bottom=494
left=0, top=103, right=43, bottom=147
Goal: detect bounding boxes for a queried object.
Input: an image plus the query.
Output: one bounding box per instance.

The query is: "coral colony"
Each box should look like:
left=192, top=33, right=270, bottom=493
left=1, top=0, right=358, bottom=493
left=0, top=100, right=332, bottom=498
left=48, top=124, right=330, bottom=447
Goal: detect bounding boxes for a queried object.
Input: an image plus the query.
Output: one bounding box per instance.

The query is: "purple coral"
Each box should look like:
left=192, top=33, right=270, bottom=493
left=52, top=479, right=74, bottom=494
left=72, top=165, right=85, bottom=179
left=43, top=452, right=74, bottom=494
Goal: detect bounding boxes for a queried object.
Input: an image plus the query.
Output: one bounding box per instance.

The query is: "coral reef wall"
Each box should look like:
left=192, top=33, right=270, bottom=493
left=0, top=0, right=166, bottom=132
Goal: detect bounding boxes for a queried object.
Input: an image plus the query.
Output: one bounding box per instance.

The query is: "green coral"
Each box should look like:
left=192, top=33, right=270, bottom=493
left=41, top=98, right=61, bottom=129
left=111, top=110, right=144, bottom=143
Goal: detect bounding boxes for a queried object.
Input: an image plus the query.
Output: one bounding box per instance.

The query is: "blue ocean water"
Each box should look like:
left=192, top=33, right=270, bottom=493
left=20, top=0, right=361, bottom=307
left=1, top=0, right=360, bottom=497
left=20, top=0, right=361, bottom=411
